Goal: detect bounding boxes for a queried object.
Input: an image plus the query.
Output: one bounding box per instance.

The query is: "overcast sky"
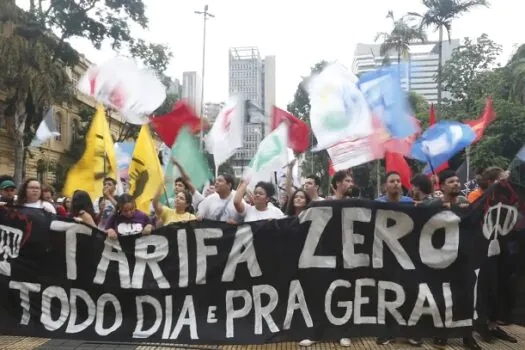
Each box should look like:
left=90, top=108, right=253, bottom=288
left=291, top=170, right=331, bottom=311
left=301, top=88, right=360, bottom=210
left=17, top=0, right=525, bottom=108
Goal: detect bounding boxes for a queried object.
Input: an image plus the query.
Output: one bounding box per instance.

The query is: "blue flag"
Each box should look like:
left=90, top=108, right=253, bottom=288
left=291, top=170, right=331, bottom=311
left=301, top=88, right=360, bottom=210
left=411, top=121, right=476, bottom=171
left=357, top=65, right=416, bottom=138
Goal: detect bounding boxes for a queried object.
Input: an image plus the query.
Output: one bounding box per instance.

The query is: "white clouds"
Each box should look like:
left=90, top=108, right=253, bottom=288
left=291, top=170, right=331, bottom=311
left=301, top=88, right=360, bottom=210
left=15, top=0, right=525, bottom=108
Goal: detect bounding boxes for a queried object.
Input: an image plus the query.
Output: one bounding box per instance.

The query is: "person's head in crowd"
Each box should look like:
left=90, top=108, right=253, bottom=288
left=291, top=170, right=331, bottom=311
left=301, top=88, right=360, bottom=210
left=304, top=175, right=321, bottom=198
left=286, top=189, right=311, bottom=216
left=16, top=178, right=42, bottom=205
left=0, top=175, right=16, bottom=203
left=331, top=170, right=353, bottom=198
left=71, top=190, right=95, bottom=219
left=174, top=177, right=188, bottom=193
left=475, top=168, right=484, bottom=184
left=410, top=174, right=433, bottom=201
left=103, top=177, right=117, bottom=196
left=62, top=197, right=72, bottom=211
left=384, top=171, right=403, bottom=199
left=439, top=170, right=461, bottom=198
left=252, top=181, right=275, bottom=210
left=115, top=194, right=137, bottom=219
left=41, top=184, right=55, bottom=203
left=204, top=184, right=216, bottom=197
left=474, top=171, right=488, bottom=192
left=174, top=190, right=194, bottom=214
left=482, top=166, right=505, bottom=187
left=215, top=174, right=235, bottom=197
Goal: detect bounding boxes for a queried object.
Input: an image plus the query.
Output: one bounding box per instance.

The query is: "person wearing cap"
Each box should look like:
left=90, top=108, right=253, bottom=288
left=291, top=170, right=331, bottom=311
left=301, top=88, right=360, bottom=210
left=0, top=176, right=16, bottom=205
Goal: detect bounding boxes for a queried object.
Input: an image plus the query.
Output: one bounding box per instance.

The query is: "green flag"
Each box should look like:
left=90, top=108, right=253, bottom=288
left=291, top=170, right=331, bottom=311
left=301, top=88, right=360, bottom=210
left=162, top=127, right=212, bottom=205
left=245, top=123, right=289, bottom=187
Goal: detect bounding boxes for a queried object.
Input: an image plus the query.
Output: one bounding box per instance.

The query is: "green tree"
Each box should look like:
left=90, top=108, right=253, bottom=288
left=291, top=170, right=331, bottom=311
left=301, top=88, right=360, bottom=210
left=27, top=0, right=172, bottom=72
left=434, top=34, right=525, bottom=171
left=408, top=0, right=490, bottom=118
left=0, top=1, right=72, bottom=183
left=287, top=61, right=331, bottom=194
left=0, top=0, right=173, bottom=183
left=507, top=44, right=525, bottom=104
left=375, top=11, right=427, bottom=64
left=439, top=34, right=501, bottom=113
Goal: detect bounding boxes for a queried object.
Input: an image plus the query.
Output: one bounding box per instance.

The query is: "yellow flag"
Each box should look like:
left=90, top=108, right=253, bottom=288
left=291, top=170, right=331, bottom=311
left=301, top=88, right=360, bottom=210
left=63, top=105, right=117, bottom=200
left=128, top=124, right=164, bottom=214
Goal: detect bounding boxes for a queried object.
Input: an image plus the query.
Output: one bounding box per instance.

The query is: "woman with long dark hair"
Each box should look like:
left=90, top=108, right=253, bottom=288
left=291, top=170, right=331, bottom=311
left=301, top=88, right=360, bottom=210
left=285, top=189, right=311, bottom=216
left=70, top=190, right=97, bottom=227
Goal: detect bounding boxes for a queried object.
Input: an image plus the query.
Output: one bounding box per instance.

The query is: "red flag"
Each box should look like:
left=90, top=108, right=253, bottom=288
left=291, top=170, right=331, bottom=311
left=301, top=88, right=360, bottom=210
left=385, top=152, right=412, bottom=190
left=150, top=101, right=201, bottom=147
left=429, top=104, right=436, bottom=126
left=328, top=159, right=336, bottom=176
left=465, top=97, right=495, bottom=143
left=272, top=106, right=310, bottom=153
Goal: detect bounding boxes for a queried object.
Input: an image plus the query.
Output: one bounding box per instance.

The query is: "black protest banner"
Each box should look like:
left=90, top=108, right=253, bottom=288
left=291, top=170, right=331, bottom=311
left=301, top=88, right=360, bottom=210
left=0, top=188, right=517, bottom=344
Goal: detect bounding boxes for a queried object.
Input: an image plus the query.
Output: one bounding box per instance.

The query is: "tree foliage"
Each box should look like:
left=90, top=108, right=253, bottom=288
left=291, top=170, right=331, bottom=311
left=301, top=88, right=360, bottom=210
left=0, top=0, right=72, bottom=183
left=375, top=11, right=427, bottom=63
left=507, top=44, right=525, bottom=104
left=0, top=0, right=173, bottom=182
left=407, top=0, right=490, bottom=116
left=439, top=34, right=501, bottom=112
left=438, top=35, right=525, bottom=171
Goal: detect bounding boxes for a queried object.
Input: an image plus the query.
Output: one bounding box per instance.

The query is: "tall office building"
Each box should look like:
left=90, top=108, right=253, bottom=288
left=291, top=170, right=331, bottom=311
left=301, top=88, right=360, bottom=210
left=262, top=55, right=276, bottom=134
left=228, top=47, right=276, bottom=177
left=167, top=78, right=182, bottom=97
left=351, top=40, right=459, bottom=104
left=182, top=71, right=202, bottom=115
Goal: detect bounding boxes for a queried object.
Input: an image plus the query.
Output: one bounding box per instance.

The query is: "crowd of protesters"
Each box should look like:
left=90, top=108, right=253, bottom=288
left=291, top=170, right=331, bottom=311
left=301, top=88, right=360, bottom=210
left=0, top=158, right=521, bottom=349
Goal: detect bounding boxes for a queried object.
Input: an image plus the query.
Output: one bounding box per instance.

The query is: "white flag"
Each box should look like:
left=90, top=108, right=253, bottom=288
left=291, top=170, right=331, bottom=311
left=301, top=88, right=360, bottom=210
left=307, top=63, right=373, bottom=150
left=245, top=123, right=289, bottom=186
left=206, top=96, right=245, bottom=168
left=327, top=137, right=379, bottom=170
left=77, top=57, right=166, bottom=125
left=30, top=108, right=60, bottom=147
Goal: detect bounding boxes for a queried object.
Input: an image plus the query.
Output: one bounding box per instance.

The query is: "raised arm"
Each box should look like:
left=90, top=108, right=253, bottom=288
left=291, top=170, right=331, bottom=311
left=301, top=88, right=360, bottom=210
left=285, top=159, right=297, bottom=197
left=152, top=183, right=165, bottom=215
left=234, top=180, right=248, bottom=214
left=172, top=157, right=196, bottom=194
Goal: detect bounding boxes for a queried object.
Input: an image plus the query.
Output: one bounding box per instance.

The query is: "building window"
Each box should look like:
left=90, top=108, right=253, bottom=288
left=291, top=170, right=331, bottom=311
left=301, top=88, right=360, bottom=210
left=55, top=112, right=63, bottom=141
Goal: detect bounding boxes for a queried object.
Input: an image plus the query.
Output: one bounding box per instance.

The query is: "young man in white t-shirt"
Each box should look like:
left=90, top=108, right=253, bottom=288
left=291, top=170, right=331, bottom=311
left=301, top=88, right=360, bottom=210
left=197, top=174, right=240, bottom=223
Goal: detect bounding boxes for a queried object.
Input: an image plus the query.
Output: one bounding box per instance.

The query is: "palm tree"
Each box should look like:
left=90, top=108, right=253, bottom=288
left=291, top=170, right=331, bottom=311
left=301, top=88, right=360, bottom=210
left=0, top=1, right=71, bottom=184
left=408, top=0, right=490, bottom=118
left=375, top=11, right=427, bottom=91
left=376, top=11, right=427, bottom=64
